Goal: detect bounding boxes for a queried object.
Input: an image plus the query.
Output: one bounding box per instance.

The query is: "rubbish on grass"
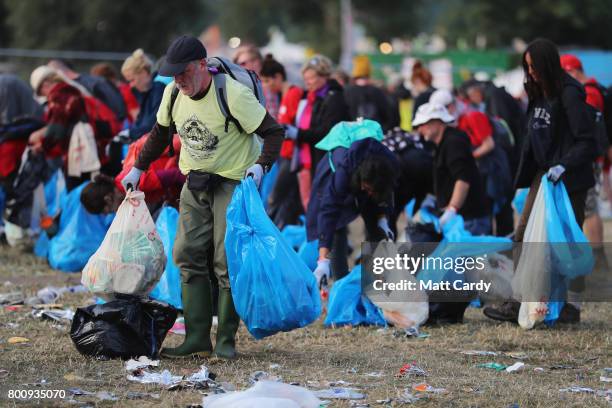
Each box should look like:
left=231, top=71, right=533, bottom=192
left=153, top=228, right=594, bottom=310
left=32, top=308, right=74, bottom=322
left=397, top=389, right=422, bottom=403
left=5, top=322, right=19, bottom=329
left=4, top=305, right=23, bottom=312
left=365, top=372, right=384, bottom=378
left=8, top=336, right=29, bottom=344
left=477, top=362, right=508, bottom=371
left=600, top=368, right=611, bottom=383
left=185, top=366, right=217, bottom=388
left=412, top=383, right=447, bottom=394
left=67, top=388, right=118, bottom=401
left=550, top=364, right=575, bottom=370
left=127, top=369, right=183, bottom=388
left=169, top=317, right=186, bottom=335
left=126, top=391, right=161, bottom=400
left=397, top=363, right=427, bottom=378
left=202, top=381, right=322, bottom=408
left=249, top=371, right=281, bottom=384
left=398, top=327, right=430, bottom=338
left=0, top=370, right=9, bottom=379
left=125, top=356, right=160, bottom=372
left=349, top=401, right=369, bottom=407
left=461, top=350, right=498, bottom=356
left=313, top=387, right=365, bottom=399
left=534, top=367, right=545, bottom=372
left=559, top=386, right=595, bottom=393
left=36, top=285, right=87, bottom=304
left=0, top=292, right=24, bottom=305
left=346, top=367, right=358, bottom=374
left=269, top=364, right=281, bottom=369
left=506, top=362, right=526, bottom=373
left=505, top=352, right=528, bottom=360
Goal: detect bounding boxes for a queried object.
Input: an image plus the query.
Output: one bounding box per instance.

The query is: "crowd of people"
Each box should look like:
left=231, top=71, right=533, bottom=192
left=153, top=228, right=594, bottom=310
left=0, top=35, right=609, bottom=358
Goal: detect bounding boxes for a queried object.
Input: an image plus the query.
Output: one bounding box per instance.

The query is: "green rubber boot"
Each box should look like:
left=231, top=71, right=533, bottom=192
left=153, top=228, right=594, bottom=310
left=161, top=276, right=213, bottom=358
left=212, top=288, right=240, bottom=359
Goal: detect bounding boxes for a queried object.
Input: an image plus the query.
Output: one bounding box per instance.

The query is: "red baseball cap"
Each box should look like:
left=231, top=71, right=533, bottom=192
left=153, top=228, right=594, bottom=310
left=560, top=54, right=583, bottom=72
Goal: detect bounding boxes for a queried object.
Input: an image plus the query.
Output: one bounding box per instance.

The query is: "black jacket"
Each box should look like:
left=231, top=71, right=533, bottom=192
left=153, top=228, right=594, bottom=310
left=343, top=84, right=393, bottom=131
left=515, top=73, right=596, bottom=193
left=297, top=79, right=350, bottom=173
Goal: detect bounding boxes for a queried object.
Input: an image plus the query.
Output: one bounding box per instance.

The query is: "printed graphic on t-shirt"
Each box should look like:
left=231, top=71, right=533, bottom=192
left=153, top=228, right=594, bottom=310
left=179, top=114, right=219, bottom=160
left=533, top=107, right=551, bottom=127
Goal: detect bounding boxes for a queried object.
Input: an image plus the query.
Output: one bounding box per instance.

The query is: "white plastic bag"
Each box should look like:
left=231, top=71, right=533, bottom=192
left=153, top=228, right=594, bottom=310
left=365, top=243, right=429, bottom=330
left=202, top=381, right=322, bottom=408
left=511, top=184, right=551, bottom=329
left=68, top=121, right=101, bottom=178
left=81, top=190, right=165, bottom=298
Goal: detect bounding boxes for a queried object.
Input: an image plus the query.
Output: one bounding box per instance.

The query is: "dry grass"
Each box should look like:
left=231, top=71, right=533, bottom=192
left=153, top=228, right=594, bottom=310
left=0, top=243, right=610, bottom=407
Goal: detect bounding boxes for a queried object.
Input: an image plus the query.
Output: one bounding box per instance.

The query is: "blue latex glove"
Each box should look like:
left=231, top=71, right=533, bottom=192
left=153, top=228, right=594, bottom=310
left=377, top=217, right=395, bottom=241
left=420, top=194, right=437, bottom=210
left=284, top=125, right=298, bottom=140
left=245, top=163, right=264, bottom=188
left=439, top=206, right=457, bottom=227
left=547, top=165, right=566, bottom=184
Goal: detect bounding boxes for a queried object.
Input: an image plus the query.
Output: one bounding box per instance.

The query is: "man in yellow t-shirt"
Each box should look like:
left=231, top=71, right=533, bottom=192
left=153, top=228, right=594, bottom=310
left=121, top=35, right=284, bottom=359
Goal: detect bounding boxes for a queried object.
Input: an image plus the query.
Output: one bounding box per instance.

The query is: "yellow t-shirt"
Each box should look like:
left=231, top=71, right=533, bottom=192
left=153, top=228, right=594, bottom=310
left=156, top=75, right=266, bottom=180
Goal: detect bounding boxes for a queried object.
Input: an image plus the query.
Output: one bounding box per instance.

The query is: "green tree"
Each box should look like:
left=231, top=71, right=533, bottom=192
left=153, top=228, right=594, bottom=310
left=4, top=0, right=208, bottom=56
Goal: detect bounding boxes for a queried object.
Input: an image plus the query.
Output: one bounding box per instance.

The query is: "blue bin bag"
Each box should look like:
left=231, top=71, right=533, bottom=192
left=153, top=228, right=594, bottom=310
left=34, top=231, right=50, bottom=258
left=324, top=265, right=386, bottom=327
left=225, top=178, right=321, bottom=339
left=281, top=223, right=307, bottom=252
left=44, top=170, right=67, bottom=217
left=149, top=206, right=182, bottom=310
left=298, top=239, right=319, bottom=271
left=512, top=188, right=529, bottom=215
left=259, top=161, right=279, bottom=210
left=0, top=186, right=5, bottom=227
left=48, top=182, right=114, bottom=272
left=544, top=177, right=593, bottom=279
left=417, top=214, right=513, bottom=285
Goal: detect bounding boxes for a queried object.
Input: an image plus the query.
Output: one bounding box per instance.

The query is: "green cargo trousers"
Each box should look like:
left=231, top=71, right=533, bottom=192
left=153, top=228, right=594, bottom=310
left=173, top=180, right=239, bottom=289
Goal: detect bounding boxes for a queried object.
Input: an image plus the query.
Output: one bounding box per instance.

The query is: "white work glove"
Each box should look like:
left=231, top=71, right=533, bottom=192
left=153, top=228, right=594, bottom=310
left=546, top=164, right=566, bottom=184
left=113, top=129, right=131, bottom=144
left=121, top=167, right=143, bottom=191
left=314, top=259, right=331, bottom=289
left=245, top=163, right=264, bottom=188
left=284, top=125, right=298, bottom=140
left=377, top=217, right=395, bottom=241
left=439, top=206, right=457, bottom=227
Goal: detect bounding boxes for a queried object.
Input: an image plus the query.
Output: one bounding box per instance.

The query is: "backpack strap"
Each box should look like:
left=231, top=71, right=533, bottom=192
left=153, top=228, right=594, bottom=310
left=167, top=86, right=180, bottom=157
left=212, top=74, right=244, bottom=134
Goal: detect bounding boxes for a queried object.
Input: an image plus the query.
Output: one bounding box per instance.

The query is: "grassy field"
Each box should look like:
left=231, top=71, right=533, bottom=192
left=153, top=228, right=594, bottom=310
left=0, top=237, right=610, bottom=407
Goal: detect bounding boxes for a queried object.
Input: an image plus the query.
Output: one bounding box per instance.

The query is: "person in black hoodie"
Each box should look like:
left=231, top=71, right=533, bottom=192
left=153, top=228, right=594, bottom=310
left=484, top=38, right=597, bottom=324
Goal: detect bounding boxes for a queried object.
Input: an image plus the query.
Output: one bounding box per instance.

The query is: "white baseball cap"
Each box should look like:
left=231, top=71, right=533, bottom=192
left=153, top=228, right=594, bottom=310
left=429, top=89, right=454, bottom=107
left=30, top=65, right=57, bottom=94
left=412, top=102, right=455, bottom=127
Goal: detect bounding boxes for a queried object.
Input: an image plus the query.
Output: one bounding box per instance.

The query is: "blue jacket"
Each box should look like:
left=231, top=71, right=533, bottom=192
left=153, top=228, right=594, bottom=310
left=129, top=80, right=165, bottom=140
left=306, top=138, right=398, bottom=248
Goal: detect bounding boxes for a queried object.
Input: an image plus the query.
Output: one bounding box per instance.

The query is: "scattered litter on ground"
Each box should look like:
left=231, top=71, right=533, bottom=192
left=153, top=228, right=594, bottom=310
left=185, top=365, right=217, bottom=388
left=0, top=369, right=9, bottom=379
left=397, top=363, right=427, bottom=378
left=534, top=367, right=545, bottom=372
left=5, top=322, right=19, bottom=329
left=125, top=391, right=160, bottom=400
left=477, top=362, right=508, bottom=371
left=8, top=336, right=29, bottom=344
left=269, top=363, right=281, bottom=369
left=346, top=367, right=358, bottom=374
left=249, top=370, right=281, bottom=384
left=0, top=292, right=24, bottom=305
left=313, top=387, right=365, bottom=400
left=601, top=368, right=612, bottom=383
left=506, top=362, right=526, bottom=373
left=127, top=369, right=183, bottom=388
left=550, top=364, right=575, bottom=370
left=31, top=308, right=74, bottom=322
left=365, top=372, right=384, bottom=378
left=462, top=350, right=498, bottom=356
left=349, top=401, right=370, bottom=407
left=505, top=352, right=528, bottom=360
left=412, top=383, right=447, bottom=394
left=169, top=317, right=185, bottom=335
left=4, top=305, right=23, bottom=312
left=125, top=356, right=160, bottom=372
left=67, top=388, right=118, bottom=401
left=203, top=381, right=322, bottom=407
left=399, top=327, right=430, bottom=339
left=559, top=386, right=595, bottom=393
left=35, top=285, right=87, bottom=304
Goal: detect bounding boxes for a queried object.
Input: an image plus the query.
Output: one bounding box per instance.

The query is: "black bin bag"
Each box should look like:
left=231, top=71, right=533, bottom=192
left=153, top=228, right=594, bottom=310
left=70, top=295, right=177, bottom=360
